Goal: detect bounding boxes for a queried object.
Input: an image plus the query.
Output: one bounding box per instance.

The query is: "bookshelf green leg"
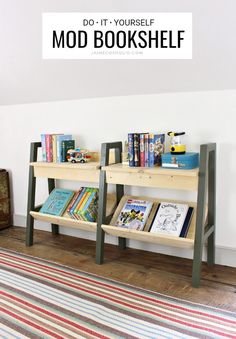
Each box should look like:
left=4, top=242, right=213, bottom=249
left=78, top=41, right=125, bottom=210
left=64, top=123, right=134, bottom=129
left=26, top=142, right=41, bottom=246
left=96, top=170, right=107, bottom=264
left=115, top=147, right=126, bottom=250
left=48, top=178, right=59, bottom=235
left=192, top=144, right=208, bottom=287
left=207, top=145, right=216, bottom=266
left=96, top=142, right=125, bottom=264
left=192, top=143, right=216, bottom=287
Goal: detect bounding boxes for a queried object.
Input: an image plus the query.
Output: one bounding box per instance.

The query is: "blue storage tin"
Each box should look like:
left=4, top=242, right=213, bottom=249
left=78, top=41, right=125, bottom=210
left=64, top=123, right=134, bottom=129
left=161, top=152, right=199, bottom=170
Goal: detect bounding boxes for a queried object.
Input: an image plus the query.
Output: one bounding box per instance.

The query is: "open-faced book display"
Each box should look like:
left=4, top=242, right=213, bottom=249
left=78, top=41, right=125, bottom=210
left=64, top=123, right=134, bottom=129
left=149, top=202, right=194, bottom=237
left=115, top=199, right=194, bottom=237
left=115, top=198, right=153, bottom=231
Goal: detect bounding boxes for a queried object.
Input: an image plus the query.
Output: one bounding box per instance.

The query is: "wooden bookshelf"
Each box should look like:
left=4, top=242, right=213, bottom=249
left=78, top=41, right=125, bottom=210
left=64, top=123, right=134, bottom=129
left=26, top=143, right=116, bottom=247
left=96, top=142, right=216, bottom=288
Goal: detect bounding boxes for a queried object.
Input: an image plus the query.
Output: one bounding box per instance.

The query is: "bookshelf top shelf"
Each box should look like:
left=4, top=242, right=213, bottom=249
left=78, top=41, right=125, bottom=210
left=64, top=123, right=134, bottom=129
left=102, top=164, right=199, bottom=191
left=31, top=161, right=100, bottom=171
left=30, top=161, right=100, bottom=182
left=102, top=163, right=199, bottom=177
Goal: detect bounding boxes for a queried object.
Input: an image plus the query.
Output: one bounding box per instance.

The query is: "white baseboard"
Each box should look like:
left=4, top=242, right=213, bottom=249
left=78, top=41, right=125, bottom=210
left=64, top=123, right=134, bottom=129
left=14, top=214, right=236, bottom=268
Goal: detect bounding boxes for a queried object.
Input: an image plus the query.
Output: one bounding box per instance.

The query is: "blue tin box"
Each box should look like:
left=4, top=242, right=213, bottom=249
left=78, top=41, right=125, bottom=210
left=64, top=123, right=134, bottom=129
left=161, top=152, right=199, bottom=170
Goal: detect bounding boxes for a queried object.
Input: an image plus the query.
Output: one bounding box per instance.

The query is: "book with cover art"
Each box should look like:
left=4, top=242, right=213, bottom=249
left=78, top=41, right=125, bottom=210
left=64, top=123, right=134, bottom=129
left=40, top=188, right=74, bottom=216
left=150, top=202, right=191, bottom=236
left=116, top=199, right=153, bottom=231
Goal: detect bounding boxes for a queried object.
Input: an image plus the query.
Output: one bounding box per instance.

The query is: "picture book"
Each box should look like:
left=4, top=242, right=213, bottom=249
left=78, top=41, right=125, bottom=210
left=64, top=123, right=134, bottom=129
left=153, top=134, right=165, bottom=166
left=150, top=202, right=190, bottom=236
left=116, top=199, right=153, bottom=231
left=61, top=139, right=75, bottom=162
left=56, top=134, right=72, bottom=162
left=40, top=188, right=74, bottom=216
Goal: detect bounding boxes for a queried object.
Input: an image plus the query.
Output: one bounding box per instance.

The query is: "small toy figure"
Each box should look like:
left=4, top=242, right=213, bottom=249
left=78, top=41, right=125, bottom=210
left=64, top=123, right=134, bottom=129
left=67, top=148, right=91, bottom=163
left=167, top=132, right=186, bottom=154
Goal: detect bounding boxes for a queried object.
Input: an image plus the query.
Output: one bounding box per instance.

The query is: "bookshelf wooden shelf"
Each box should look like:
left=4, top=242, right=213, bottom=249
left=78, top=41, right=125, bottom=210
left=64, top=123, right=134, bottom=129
left=101, top=195, right=198, bottom=249
left=26, top=142, right=116, bottom=246
left=95, top=142, right=216, bottom=288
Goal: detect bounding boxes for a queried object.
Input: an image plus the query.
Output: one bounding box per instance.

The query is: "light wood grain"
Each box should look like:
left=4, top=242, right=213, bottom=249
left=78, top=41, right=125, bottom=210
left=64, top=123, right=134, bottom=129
left=30, top=211, right=97, bottom=232
left=31, top=162, right=100, bottom=182
left=102, top=164, right=198, bottom=191
left=102, top=195, right=201, bottom=248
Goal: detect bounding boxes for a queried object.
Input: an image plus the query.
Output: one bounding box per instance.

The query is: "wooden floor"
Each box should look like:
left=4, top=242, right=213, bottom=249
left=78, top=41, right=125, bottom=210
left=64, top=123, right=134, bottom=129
left=0, top=226, right=236, bottom=312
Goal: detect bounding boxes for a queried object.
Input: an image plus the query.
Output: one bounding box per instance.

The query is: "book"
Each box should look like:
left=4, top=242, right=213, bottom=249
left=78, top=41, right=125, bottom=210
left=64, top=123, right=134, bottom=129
left=139, top=134, right=145, bottom=167
left=61, top=140, right=75, bottom=162
left=179, top=207, right=194, bottom=237
left=52, top=134, right=63, bottom=163
left=56, top=134, right=72, bottom=162
left=133, top=133, right=140, bottom=167
left=45, top=134, right=53, bottom=162
left=40, top=134, right=47, bottom=162
left=65, top=188, right=83, bottom=217
left=116, top=199, right=153, bottom=231
left=153, top=134, right=165, bottom=166
left=40, top=188, right=74, bottom=216
left=128, top=133, right=134, bottom=167
left=150, top=202, right=190, bottom=236
left=148, top=133, right=154, bottom=167
left=144, top=133, right=149, bottom=167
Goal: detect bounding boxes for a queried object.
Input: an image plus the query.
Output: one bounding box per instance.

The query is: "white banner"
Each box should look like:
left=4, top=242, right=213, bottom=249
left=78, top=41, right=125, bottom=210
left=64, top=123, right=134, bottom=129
left=42, top=12, right=192, bottom=59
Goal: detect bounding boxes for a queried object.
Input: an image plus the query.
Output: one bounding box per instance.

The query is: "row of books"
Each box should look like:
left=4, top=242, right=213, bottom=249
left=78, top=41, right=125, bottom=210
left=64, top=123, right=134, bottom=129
left=115, top=199, right=193, bottom=237
left=40, top=187, right=99, bottom=222
left=128, top=133, right=165, bottom=167
left=41, top=134, right=75, bottom=162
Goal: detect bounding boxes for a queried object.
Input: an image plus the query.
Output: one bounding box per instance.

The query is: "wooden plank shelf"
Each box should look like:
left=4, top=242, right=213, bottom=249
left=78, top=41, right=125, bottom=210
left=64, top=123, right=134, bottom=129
left=101, top=195, right=198, bottom=249
left=102, top=163, right=199, bottom=191
left=101, top=225, right=194, bottom=248
left=30, top=211, right=97, bottom=232
left=31, top=162, right=100, bottom=183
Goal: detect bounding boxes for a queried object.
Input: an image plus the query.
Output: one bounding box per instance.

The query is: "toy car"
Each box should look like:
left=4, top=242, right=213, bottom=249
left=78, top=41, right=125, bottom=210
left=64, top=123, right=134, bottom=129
left=67, top=148, right=91, bottom=163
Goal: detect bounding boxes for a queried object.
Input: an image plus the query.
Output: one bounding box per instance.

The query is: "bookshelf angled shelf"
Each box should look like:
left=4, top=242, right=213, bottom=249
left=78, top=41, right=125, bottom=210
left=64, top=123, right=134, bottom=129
left=95, top=141, right=216, bottom=288
left=101, top=195, right=200, bottom=249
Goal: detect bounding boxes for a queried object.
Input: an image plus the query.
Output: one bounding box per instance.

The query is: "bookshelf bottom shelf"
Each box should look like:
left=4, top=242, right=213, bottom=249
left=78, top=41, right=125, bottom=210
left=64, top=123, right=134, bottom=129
left=101, top=225, right=195, bottom=248
left=30, top=211, right=97, bottom=232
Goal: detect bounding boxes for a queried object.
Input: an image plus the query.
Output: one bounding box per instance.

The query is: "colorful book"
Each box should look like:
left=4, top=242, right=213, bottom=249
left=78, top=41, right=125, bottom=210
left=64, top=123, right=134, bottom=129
left=52, top=134, right=63, bottom=163
left=148, top=133, right=154, bottom=167
left=65, top=188, right=83, bottom=217
left=144, top=133, right=149, bottom=167
left=56, top=135, right=72, bottom=162
left=128, top=133, right=134, bottom=167
left=133, top=133, right=140, bottom=167
left=78, top=188, right=99, bottom=221
left=40, top=188, right=74, bottom=216
left=139, top=134, right=145, bottom=167
left=116, top=199, right=153, bottom=231
left=41, top=134, right=47, bottom=162
left=150, top=202, right=190, bottom=236
left=61, top=140, right=75, bottom=162
left=45, top=134, right=53, bottom=162
left=153, top=134, right=165, bottom=166
left=70, top=187, right=86, bottom=219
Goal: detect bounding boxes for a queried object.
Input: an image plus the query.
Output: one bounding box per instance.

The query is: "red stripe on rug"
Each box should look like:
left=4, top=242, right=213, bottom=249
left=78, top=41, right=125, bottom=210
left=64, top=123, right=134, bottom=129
left=0, top=290, right=110, bottom=339
left=0, top=306, right=64, bottom=339
left=1, top=259, right=235, bottom=338
left=1, top=253, right=235, bottom=326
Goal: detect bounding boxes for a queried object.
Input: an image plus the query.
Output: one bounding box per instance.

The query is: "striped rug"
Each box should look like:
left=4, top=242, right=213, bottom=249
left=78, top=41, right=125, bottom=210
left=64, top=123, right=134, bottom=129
left=0, top=249, right=235, bottom=339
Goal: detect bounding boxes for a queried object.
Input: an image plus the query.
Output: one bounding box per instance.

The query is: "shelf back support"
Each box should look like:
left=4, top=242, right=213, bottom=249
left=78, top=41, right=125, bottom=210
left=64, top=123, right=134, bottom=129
left=192, top=143, right=216, bottom=287
left=96, top=142, right=126, bottom=264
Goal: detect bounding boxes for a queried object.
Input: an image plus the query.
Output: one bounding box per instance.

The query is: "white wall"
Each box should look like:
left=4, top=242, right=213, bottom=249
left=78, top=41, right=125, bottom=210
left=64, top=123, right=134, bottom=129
left=0, top=89, right=236, bottom=266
